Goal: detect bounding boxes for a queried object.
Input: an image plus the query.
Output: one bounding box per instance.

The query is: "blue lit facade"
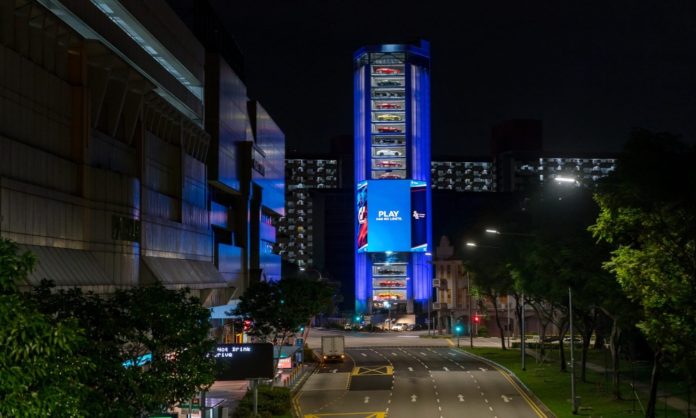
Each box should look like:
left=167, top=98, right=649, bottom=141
left=354, top=42, right=433, bottom=314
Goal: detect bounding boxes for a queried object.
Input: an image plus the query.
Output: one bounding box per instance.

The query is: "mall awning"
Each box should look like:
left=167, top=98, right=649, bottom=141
left=141, top=256, right=228, bottom=290
left=20, top=244, right=122, bottom=293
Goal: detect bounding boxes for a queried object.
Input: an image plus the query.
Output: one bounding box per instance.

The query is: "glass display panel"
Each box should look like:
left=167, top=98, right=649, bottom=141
left=372, top=78, right=405, bottom=88
left=372, top=100, right=405, bottom=111
left=373, top=112, right=405, bottom=122
left=372, top=147, right=405, bottom=158
left=372, top=124, right=405, bottom=134
left=372, top=159, right=406, bottom=170
left=372, top=90, right=405, bottom=99
left=373, top=289, right=407, bottom=301
left=373, top=263, right=407, bottom=276
left=372, top=170, right=406, bottom=180
left=372, top=136, right=405, bottom=146
left=373, top=278, right=407, bottom=288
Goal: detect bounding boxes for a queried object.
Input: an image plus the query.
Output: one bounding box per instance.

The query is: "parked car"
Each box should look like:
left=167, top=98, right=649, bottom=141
left=375, top=102, right=401, bottom=110
left=375, top=160, right=401, bottom=168
left=373, top=67, right=402, bottom=75
left=376, top=149, right=402, bottom=156
left=378, top=172, right=402, bottom=179
left=377, top=267, right=403, bottom=274
left=376, top=114, right=402, bottom=122
left=377, top=126, right=402, bottom=133
left=376, top=80, right=401, bottom=87
left=391, top=323, right=412, bottom=332
left=373, top=91, right=405, bottom=98
left=375, top=137, right=405, bottom=145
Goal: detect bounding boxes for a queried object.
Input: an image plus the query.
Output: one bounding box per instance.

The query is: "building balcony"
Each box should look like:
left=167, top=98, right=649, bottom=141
left=433, top=302, right=448, bottom=310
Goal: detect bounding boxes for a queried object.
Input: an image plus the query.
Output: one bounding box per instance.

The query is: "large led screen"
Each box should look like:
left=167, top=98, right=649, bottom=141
left=357, top=182, right=368, bottom=251
left=356, top=180, right=429, bottom=253
left=367, top=180, right=411, bottom=252
left=410, top=182, right=428, bottom=251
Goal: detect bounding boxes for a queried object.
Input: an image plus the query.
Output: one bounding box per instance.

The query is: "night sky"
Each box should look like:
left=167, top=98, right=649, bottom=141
left=213, top=0, right=696, bottom=157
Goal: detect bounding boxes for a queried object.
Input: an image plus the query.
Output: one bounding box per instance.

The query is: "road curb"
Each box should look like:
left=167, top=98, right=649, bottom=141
left=458, top=349, right=557, bottom=418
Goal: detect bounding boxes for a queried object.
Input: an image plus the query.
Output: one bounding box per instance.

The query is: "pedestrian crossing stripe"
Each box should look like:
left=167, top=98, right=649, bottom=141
left=303, top=414, right=384, bottom=417
left=350, top=366, right=394, bottom=376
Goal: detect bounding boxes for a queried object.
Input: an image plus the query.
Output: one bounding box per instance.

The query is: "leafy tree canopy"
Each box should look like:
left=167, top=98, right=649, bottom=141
left=0, top=239, right=92, bottom=417
left=29, top=281, right=216, bottom=417
left=591, top=129, right=696, bottom=378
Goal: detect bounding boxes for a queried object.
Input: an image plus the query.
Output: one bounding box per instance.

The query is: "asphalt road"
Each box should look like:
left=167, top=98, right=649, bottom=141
left=295, top=346, right=550, bottom=418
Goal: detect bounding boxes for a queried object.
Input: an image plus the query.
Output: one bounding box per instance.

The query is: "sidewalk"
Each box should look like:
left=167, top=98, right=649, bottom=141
left=526, top=349, right=693, bottom=416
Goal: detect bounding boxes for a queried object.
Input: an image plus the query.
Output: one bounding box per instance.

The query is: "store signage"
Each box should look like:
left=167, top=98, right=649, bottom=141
left=213, top=343, right=273, bottom=380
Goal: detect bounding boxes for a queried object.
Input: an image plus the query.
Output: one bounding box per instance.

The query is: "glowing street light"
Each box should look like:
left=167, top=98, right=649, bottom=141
left=555, top=175, right=577, bottom=183
left=485, top=228, right=500, bottom=235
left=466, top=242, right=477, bottom=247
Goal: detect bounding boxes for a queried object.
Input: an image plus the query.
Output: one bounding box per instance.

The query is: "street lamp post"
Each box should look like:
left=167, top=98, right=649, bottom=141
left=569, top=287, right=578, bottom=414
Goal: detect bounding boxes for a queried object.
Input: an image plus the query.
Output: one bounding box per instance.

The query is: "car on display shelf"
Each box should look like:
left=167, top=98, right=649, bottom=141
left=377, top=267, right=404, bottom=275
left=375, top=293, right=402, bottom=301
left=377, top=280, right=404, bottom=287
left=373, top=67, right=402, bottom=75
left=377, top=126, right=402, bottom=133
left=378, top=172, right=402, bottom=179
left=376, top=114, right=402, bottom=122
left=376, top=80, right=402, bottom=87
left=375, top=160, right=401, bottom=168
left=375, top=137, right=405, bottom=145
left=376, top=149, right=402, bottom=156
left=375, top=102, right=402, bottom=110
left=373, top=91, right=405, bottom=98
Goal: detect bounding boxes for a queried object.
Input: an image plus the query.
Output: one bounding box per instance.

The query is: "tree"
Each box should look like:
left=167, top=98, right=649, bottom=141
left=0, top=239, right=92, bottom=417
left=591, top=130, right=696, bottom=417
left=30, top=282, right=216, bottom=416
left=234, top=277, right=335, bottom=371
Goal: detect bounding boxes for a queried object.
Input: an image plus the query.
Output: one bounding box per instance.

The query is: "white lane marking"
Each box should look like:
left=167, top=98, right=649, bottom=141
left=484, top=399, right=489, bottom=403
left=480, top=392, right=485, bottom=396
left=331, top=369, right=337, bottom=373
left=420, top=352, right=427, bottom=356
left=438, top=406, right=442, bottom=411
left=501, top=395, right=512, bottom=403
left=436, top=399, right=440, bottom=403
left=435, top=391, right=439, bottom=396
left=479, top=367, right=488, bottom=372
left=408, top=367, right=414, bottom=372
left=361, top=353, right=367, bottom=357
left=411, top=394, right=418, bottom=402
left=458, top=394, right=465, bottom=402
left=477, top=386, right=481, bottom=389
left=364, top=396, right=370, bottom=404
left=392, top=352, right=397, bottom=356
left=449, top=353, right=455, bottom=356
left=388, top=399, right=391, bottom=404
left=489, top=406, right=494, bottom=411
left=424, top=365, right=429, bottom=369
left=443, top=367, right=449, bottom=372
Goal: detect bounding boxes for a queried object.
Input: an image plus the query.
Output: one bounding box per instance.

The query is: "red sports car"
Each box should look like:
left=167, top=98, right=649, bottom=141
left=374, top=67, right=402, bottom=75
left=378, top=173, right=402, bottom=179
left=377, top=126, right=402, bottom=133
left=376, top=102, right=401, bottom=110
left=376, top=160, right=401, bottom=168
left=378, top=280, right=403, bottom=287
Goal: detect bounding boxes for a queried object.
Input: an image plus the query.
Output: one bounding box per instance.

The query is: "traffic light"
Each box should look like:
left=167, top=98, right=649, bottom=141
left=355, top=315, right=361, bottom=322
left=243, top=319, right=252, bottom=332
left=473, top=315, right=480, bottom=324
left=299, top=325, right=305, bottom=333
left=455, top=324, right=463, bottom=334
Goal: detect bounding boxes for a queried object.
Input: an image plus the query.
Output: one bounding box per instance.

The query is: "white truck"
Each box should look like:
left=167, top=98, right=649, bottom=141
left=321, top=335, right=345, bottom=363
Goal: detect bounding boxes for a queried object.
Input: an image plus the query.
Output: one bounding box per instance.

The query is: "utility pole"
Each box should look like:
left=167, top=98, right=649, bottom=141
left=521, top=294, right=526, bottom=371
left=468, top=272, right=473, bottom=348
left=569, top=287, right=578, bottom=414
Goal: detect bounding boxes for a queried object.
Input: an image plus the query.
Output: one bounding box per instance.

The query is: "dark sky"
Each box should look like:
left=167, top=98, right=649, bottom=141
left=213, top=0, right=696, bottom=157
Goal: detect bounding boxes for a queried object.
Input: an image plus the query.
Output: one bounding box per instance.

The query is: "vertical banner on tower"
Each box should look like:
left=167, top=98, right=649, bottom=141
left=410, top=181, right=427, bottom=251
left=357, top=181, right=368, bottom=251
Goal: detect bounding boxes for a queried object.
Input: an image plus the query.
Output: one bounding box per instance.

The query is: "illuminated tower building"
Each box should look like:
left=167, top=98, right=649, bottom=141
left=354, top=41, right=432, bottom=315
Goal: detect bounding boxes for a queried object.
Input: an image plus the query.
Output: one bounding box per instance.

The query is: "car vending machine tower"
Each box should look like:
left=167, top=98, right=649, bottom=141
left=354, top=41, right=432, bottom=316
